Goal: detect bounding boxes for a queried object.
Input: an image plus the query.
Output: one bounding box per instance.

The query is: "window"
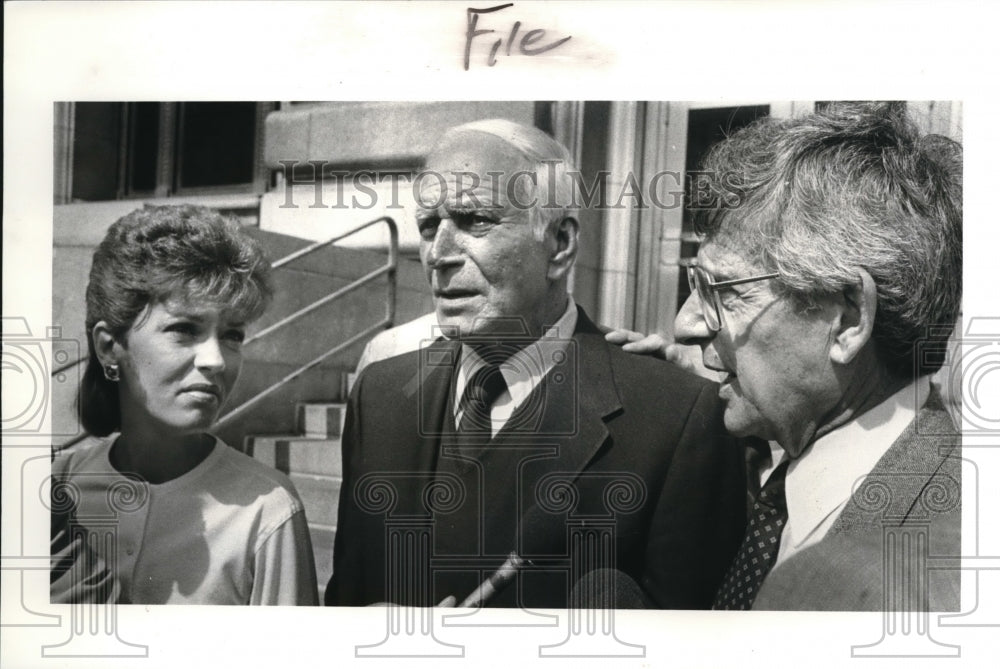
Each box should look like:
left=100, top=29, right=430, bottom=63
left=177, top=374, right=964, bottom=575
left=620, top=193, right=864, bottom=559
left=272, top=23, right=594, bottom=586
left=675, top=105, right=772, bottom=309
left=68, top=102, right=274, bottom=202
left=176, top=103, right=260, bottom=191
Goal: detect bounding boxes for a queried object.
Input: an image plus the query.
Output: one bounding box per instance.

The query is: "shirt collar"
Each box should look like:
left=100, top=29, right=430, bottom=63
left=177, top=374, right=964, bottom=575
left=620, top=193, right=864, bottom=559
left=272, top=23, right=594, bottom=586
left=774, top=375, right=931, bottom=553
left=455, top=300, right=577, bottom=418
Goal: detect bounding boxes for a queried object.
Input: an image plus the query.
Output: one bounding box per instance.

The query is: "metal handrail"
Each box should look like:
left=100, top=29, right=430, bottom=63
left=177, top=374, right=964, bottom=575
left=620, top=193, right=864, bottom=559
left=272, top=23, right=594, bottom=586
left=214, top=320, right=387, bottom=428
left=247, top=264, right=391, bottom=345
left=214, top=216, right=398, bottom=427
left=55, top=215, right=399, bottom=447
left=270, top=216, right=397, bottom=270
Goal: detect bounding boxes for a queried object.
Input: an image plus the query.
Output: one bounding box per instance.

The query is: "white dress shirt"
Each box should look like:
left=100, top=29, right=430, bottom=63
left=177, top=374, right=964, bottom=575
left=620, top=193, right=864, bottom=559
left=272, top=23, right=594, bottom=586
left=761, top=375, right=931, bottom=567
left=453, top=300, right=578, bottom=437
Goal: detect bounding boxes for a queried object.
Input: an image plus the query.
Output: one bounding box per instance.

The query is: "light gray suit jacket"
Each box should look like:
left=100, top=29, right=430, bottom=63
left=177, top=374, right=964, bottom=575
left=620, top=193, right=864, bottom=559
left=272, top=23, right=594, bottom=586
left=754, top=389, right=961, bottom=611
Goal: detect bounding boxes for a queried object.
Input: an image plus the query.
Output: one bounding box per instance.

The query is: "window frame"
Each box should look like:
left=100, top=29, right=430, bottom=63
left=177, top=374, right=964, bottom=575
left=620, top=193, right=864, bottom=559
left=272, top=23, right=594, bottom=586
left=113, top=101, right=275, bottom=201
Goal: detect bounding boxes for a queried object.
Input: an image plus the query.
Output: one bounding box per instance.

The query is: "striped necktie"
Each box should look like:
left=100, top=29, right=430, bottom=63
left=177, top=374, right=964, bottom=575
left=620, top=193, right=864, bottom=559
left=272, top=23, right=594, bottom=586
left=457, top=364, right=507, bottom=435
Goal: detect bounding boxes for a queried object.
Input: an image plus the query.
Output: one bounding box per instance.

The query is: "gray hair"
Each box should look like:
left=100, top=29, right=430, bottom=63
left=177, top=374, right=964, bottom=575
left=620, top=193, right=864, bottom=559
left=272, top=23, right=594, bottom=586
left=694, top=102, right=962, bottom=378
left=434, top=118, right=579, bottom=238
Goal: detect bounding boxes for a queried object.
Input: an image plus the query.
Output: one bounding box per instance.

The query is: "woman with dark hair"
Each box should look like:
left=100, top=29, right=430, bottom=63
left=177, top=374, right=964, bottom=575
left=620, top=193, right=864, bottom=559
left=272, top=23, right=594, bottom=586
left=53, top=204, right=318, bottom=605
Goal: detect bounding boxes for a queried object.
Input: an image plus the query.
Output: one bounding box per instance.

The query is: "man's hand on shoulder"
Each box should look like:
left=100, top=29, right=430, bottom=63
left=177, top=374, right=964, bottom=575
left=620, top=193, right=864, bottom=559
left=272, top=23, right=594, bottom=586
left=604, top=329, right=715, bottom=381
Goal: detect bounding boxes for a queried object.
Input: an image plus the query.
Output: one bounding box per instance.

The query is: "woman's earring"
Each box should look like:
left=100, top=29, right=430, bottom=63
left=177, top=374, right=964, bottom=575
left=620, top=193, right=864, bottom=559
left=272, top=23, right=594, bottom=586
left=103, top=364, right=120, bottom=382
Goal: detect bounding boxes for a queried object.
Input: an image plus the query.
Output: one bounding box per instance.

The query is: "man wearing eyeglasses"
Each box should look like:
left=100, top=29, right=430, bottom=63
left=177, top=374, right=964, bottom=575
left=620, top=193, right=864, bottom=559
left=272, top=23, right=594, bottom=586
left=616, top=102, right=962, bottom=611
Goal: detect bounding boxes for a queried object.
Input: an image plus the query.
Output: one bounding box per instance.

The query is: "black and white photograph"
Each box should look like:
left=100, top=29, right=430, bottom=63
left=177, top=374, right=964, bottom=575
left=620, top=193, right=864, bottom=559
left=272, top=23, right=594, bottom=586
left=3, top=3, right=998, bottom=668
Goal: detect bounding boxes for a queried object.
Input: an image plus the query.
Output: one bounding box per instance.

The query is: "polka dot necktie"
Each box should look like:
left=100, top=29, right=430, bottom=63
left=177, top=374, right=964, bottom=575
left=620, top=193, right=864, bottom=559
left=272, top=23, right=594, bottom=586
left=457, top=364, right=507, bottom=435
left=712, top=458, right=791, bottom=610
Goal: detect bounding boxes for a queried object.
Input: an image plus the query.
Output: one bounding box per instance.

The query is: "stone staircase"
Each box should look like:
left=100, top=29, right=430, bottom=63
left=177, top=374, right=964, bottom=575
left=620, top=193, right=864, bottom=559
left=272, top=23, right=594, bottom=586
left=245, top=401, right=345, bottom=602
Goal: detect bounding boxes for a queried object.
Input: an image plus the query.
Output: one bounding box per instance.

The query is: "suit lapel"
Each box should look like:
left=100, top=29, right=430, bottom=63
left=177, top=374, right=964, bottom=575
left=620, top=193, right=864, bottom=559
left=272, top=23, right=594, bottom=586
left=496, top=306, right=622, bottom=492
left=561, top=307, right=623, bottom=472
left=414, top=338, right=461, bottom=474
left=423, top=307, right=622, bottom=521
left=831, top=389, right=960, bottom=532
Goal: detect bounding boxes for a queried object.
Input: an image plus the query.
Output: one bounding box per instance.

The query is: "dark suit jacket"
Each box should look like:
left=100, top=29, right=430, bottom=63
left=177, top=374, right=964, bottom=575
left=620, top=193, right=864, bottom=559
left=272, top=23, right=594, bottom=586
left=325, top=306, right=747, bottom=608
left=754, top=390, right=961, bottom=611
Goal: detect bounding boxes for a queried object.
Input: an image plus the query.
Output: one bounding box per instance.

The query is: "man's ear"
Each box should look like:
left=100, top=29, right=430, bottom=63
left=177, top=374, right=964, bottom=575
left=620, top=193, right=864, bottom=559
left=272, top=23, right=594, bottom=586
left=829, top=269, right=877, bottom=365
left=547, top=216, right=579, bottom=282
left=91, top=321, right=121, bottom=368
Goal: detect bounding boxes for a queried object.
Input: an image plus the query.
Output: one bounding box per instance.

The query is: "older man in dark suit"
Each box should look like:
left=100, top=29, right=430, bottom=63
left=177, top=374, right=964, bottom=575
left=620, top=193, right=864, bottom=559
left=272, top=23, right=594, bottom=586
left=325, top=119, right=746, bottom=609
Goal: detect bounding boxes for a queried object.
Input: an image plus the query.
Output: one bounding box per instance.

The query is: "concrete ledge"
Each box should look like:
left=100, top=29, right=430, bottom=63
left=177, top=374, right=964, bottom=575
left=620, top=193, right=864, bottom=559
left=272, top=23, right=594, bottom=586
left=249, top=434, right=343, bottom=478
left=54, top=196, right=261, bottom=247
left=264, top=101, right=536, bottom=168
left=259, top=182, right=422, bottom=252
left=214, top=360, right=347, bottom=448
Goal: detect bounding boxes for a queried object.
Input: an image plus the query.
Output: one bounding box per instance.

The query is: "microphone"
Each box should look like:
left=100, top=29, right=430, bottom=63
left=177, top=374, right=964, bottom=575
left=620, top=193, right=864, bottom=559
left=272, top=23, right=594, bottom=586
left=439, top=502, right=554, bottom=608
left=436, top=552, right=531, bottom=608
left=457, top=552, right=530, bottom=608
left=570, top=568, right=651, bottom=609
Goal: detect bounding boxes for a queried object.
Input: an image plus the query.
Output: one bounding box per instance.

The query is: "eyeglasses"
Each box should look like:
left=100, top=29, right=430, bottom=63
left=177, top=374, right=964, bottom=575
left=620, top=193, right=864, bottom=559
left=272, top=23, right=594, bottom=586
left=686, top=264, right=779, bottom=332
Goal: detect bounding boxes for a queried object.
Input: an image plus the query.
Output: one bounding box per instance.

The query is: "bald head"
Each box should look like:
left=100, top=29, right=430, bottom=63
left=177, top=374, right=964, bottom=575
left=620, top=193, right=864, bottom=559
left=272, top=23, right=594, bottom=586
left=427, top=119, right=579, bottom=236
left=416, top=120, right=579, bottom=339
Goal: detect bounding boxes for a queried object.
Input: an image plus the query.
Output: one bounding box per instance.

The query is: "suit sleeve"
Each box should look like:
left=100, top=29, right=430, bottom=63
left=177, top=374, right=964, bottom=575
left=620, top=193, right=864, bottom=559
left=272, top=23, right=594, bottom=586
left=324, top=373, right=366, bottom=606
left=639, top=382, right=747, bottom=608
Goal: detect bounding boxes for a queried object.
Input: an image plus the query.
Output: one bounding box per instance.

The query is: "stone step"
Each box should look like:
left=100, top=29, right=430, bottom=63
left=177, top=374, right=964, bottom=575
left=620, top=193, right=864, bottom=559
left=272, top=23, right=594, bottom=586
left=290, top=472, right=341, bottom=528
left=296, top=402, right=345, bottom=439
left=216, top=363, right=348, bottom=450
left=247, top=435, right=342, bottom=478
